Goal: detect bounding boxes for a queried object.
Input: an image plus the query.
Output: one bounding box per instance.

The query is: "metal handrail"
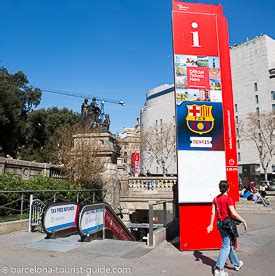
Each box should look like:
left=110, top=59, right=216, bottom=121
left=148, top=199, right=176, bottom=247
left=0, top=188, right=106, bottom=221
left=0, top=198, right=22, bottom=208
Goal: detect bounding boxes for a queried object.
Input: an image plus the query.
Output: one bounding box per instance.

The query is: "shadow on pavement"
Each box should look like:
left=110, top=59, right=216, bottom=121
left=193, top=251, right=236, bottom=272
left=193, top=250, right=216, bottom=274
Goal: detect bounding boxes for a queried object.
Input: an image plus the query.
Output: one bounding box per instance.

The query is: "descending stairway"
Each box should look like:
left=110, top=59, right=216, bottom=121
left=236, top=198, right=273, bottom=213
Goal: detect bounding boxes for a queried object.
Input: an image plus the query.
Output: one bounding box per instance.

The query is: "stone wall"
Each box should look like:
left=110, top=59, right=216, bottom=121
left=0, top=219, right=29, bottom=235
left=0, top=157, right=50, bottom=179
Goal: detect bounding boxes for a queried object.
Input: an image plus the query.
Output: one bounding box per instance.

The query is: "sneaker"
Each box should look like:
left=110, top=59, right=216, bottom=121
left=214, top=269, right=228, bottom=276
left=235, top=260, right=244, bottom=271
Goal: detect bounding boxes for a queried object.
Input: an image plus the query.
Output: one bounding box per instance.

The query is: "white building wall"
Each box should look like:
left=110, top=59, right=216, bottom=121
left=230, top=34, right=275, bottom=174
left=140, top=84, right=176, bottom=175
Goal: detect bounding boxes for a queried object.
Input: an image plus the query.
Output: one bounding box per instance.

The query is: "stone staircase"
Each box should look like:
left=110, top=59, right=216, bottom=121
left=236, top=198, right=273, bottom=213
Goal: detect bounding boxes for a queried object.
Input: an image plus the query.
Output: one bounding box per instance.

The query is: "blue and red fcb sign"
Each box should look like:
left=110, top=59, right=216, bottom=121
left=172, top=0, right=238, bottom=250
left=186, top=104, right=214, bottom=135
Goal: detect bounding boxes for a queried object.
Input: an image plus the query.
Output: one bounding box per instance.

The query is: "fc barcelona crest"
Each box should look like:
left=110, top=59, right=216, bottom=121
left=186, top=104, right=214, bottom=135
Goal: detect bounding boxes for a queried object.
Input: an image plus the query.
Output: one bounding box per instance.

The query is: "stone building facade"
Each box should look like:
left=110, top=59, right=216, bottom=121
left=118, top=118, right=141, bottom=174
left=230, top=34, right=275, bottom=183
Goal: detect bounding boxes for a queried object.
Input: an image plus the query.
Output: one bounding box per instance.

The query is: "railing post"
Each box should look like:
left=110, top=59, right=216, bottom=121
left=163, top=201, right=167, bottom=226
left=28, top=194, right=33, bottom=232
left=20, top=193, right=24, bottom=220
left=53, top=193, right=56, bottom=202
left=92, top=192, right=95, bottom=203
left=149, top=202, right=154, bottom=247
left=76, top=192, right=80, bottom=203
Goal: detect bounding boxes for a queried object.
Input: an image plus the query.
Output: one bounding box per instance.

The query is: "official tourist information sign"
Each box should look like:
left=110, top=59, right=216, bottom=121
left=172, top=1, right=239, bottom=250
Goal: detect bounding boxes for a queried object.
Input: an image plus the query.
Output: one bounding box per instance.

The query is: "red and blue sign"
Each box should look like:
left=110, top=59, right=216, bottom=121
left=172, top=0, right=239, bottom=250
left=177, top=102, right=224, bottom=151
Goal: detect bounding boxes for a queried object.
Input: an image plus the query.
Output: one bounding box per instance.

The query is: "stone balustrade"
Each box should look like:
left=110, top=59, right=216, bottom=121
left=0, top=157, right=50, bottom=179
left=128, top=176, right=177, bottom=192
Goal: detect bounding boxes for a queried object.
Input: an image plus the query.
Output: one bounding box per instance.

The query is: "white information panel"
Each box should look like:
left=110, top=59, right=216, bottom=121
left=44, top=203, right=78, bottom=232
left=80, top=207, right=104, bottom=234
left=178, top=150, right=226, bottom=203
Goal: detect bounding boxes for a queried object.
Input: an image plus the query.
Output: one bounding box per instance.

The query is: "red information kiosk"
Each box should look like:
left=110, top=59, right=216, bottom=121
left=172, top=1, right=239, bottom=250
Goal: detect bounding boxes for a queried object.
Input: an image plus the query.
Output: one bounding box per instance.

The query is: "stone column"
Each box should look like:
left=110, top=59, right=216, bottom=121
left=0, top=157, right=6, bottom=175
left=73, top=131, right=121, bottom=210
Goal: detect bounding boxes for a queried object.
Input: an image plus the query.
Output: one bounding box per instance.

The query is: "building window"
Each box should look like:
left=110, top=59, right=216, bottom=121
left=235, top=104, right=238, bottom=113
left=271, top=91, right=275, bottom=100
left=238, top=153, right=241, bottom=161
left=254, top=82, right=258, bottom=91
left=235, top=116, right=238, bottom=124
left=160, top=119, right=163, bottom=126
left=273, top=104, right=275, bottom=115
left=256, top=107, right=260, bottom=115
left=236, top=128, right=239, bottom=137
left=173, top=116, right=175, bottom=123
left=255, top=95, right=259, bottom=104
left=155, top=120, right=158, bottom=127
left=237, top=140, right=240, bottom=149
left=156, top=167, right=158, bottom=174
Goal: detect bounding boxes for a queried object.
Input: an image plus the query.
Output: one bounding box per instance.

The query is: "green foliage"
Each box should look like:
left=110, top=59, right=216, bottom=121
left=0, top=67, right=41, bottom=157
left=0, top=173, right=81, bottom=218
left=0, top=213, right=29, bottom=223
left=0, top=173, right=77, bottom=191
left=0, top=66, right=81, bottom=161
left=0, top=173, right=104, bottom=220
left=20, top=107, right=81, bottom=162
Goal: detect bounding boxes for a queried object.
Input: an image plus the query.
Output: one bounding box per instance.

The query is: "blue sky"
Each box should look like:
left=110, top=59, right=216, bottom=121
left=1, top=0, right=275, bottom=133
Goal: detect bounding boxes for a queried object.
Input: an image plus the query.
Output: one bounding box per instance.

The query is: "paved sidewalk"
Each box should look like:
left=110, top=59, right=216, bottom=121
left=0, top=212, right=274, bottom=276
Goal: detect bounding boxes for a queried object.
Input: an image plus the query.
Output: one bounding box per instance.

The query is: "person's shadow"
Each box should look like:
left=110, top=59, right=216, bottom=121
left=193, top=251, right=216, bottom=274
left=193, top=251, right=233, bottom=274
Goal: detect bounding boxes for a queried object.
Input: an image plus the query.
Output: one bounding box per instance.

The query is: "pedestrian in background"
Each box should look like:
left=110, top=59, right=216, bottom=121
left=207, top=180, right=247, bottom=276
left=259, top=181, right=269, bottom=198
left=248, top=181, right=257, bottom=193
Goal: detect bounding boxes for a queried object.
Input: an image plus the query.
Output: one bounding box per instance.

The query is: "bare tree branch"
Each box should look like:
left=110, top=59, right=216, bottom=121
left=51, top=124, right=105, bottom=188
left=141, top=123, right=175, bottom=175
left=239, top=112, right=273, bottom=180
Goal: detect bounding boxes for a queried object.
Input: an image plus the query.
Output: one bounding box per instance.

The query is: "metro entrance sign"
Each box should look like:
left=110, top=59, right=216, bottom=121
left=172, top=1, right=239, bottom=250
